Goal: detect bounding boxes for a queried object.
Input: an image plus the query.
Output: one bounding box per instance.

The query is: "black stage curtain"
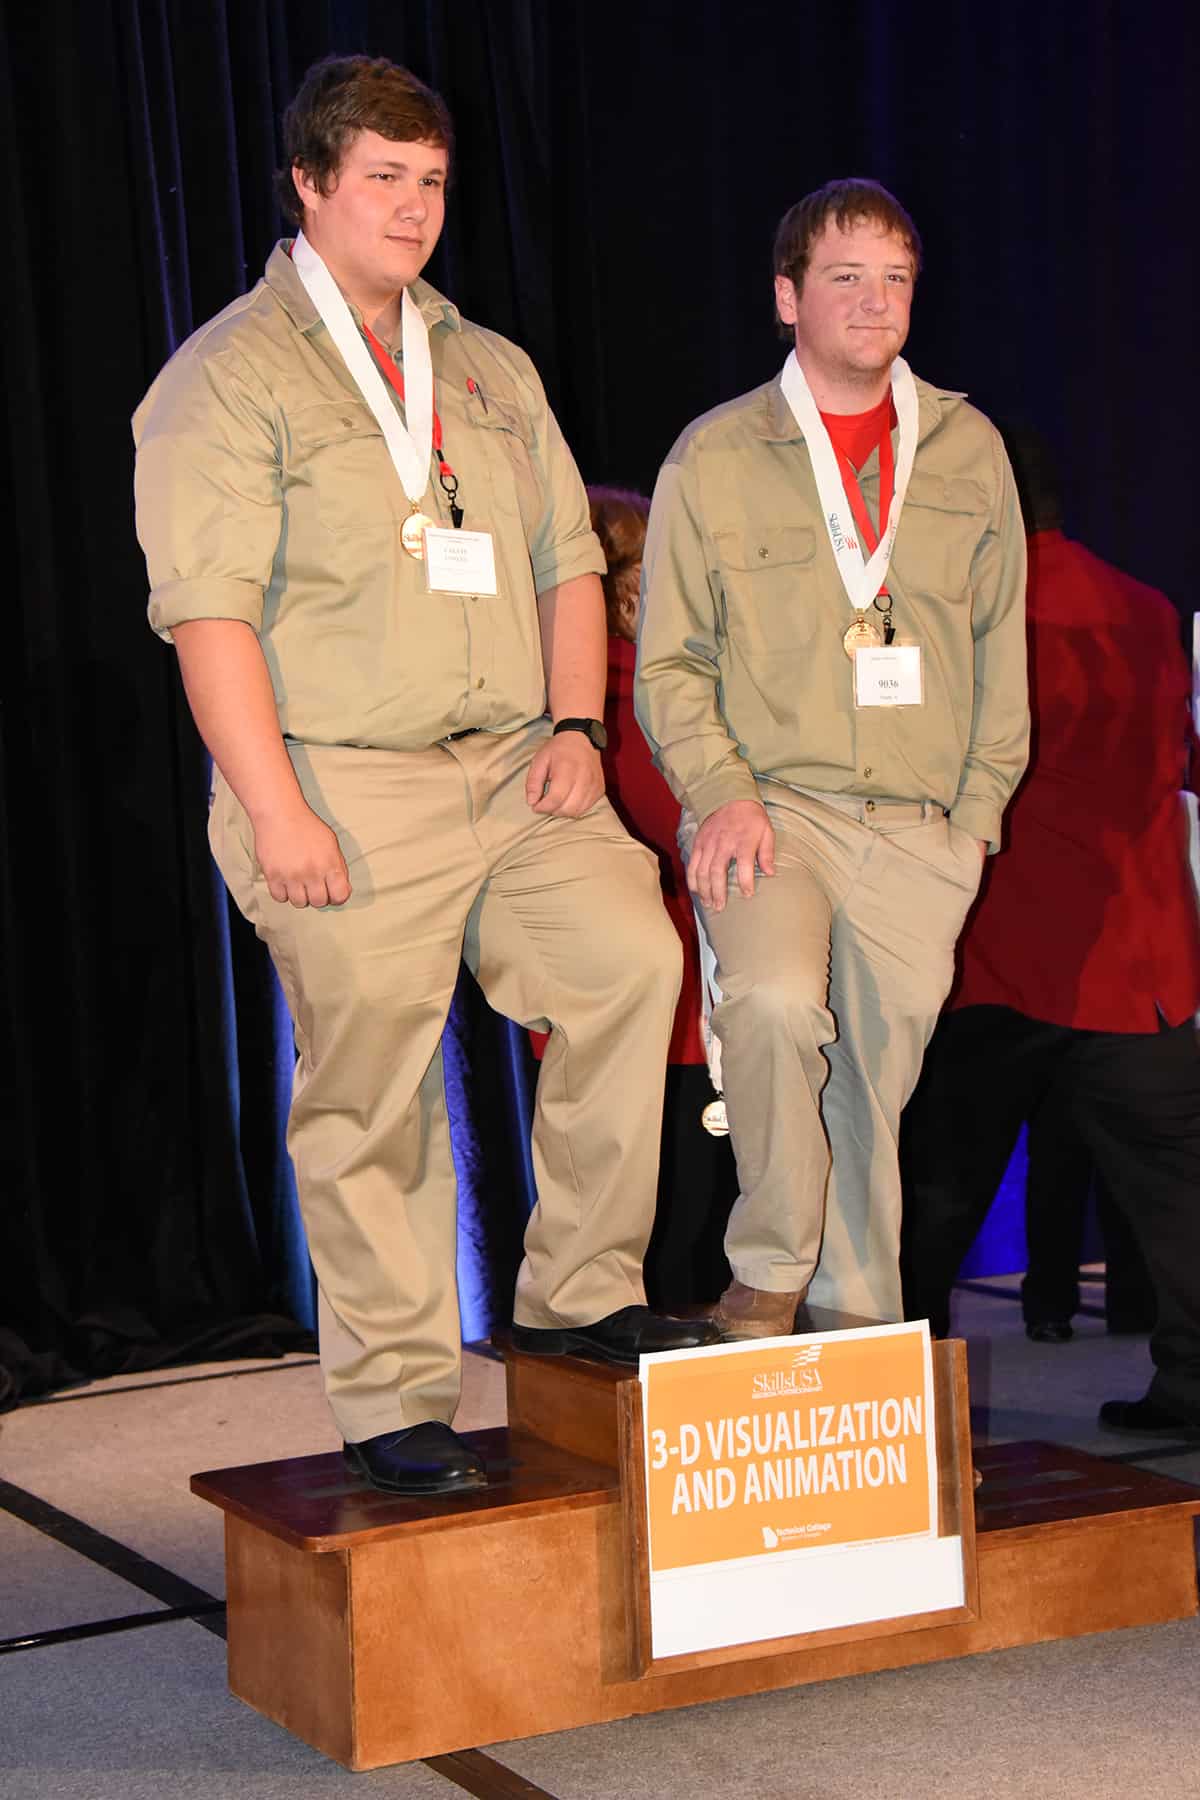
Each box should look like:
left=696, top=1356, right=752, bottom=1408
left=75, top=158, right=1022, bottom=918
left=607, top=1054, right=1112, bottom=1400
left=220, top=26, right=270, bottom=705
left=2, top=0, right=1195, bottom=1406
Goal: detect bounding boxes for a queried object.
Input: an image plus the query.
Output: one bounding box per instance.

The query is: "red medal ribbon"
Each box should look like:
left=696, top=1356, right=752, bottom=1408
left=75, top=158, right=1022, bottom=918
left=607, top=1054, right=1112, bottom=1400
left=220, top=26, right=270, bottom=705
left=361, top=320, right=457, bottom=484
left=824, top=405, right=896, bottom=600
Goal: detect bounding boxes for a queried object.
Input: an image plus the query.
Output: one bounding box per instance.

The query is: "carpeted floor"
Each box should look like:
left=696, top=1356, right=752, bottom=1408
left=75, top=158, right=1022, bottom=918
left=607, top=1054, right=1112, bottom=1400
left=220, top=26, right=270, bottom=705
left=2, top=1277, right=1196, bottom=1799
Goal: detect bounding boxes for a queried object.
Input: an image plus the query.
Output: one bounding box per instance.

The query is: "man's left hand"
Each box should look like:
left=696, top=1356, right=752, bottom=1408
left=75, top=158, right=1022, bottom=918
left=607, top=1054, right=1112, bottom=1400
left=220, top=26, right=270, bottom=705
left=526, top=731, right=605, bottom=817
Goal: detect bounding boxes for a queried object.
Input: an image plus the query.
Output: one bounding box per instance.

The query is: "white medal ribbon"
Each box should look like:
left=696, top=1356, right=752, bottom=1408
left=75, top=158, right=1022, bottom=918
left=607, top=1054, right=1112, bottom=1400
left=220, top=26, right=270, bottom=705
left=291, top=231, right=434, bottom=507
left=694, top=899, right=725, bottom=1094
left=779, top=350, right=919, bottom=614
left=692, top=904, right=730, bottom=1135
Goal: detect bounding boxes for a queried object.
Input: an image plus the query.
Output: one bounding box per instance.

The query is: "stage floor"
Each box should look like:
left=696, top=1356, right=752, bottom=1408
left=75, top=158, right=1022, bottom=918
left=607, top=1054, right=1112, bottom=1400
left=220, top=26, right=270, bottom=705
left=3, top=1275, right=1198, bottom=1799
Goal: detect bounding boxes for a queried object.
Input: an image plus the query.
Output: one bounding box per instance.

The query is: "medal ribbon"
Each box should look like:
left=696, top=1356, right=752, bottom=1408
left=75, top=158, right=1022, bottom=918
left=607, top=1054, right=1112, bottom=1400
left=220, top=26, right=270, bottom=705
left=780, top=351, right=919, bottom=615
left=290, top=231, right=434, bottom=507
left=831, top=414, right=895, bottom=592
left=360, top=321, right=457, bottom=490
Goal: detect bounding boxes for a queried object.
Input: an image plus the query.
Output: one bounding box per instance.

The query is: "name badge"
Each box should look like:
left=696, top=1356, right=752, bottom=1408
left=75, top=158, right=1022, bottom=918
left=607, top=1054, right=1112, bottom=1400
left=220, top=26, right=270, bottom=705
left=854, top=644, right=923, bottom=708
left=424, top=527, right=499, bottom=596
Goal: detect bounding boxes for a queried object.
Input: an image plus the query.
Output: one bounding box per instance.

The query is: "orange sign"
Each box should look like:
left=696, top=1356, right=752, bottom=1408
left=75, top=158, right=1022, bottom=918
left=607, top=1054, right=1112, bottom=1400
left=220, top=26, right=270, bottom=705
left=641, top=1324, right=935, bottom=1573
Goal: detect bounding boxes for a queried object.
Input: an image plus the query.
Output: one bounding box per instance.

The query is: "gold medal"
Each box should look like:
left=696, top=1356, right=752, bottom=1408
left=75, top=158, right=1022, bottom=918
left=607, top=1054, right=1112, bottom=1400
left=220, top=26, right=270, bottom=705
left=400, top=510, right=436, bottom=559
left=701, top=1097, right=730, bottom=1138
left=842, top=613, right=884, bottom=659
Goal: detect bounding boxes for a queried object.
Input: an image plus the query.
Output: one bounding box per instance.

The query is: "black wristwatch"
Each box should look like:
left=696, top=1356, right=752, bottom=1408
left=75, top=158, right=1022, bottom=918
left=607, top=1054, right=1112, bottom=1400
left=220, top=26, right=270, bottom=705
left=553, top=716, right=608, bottom=750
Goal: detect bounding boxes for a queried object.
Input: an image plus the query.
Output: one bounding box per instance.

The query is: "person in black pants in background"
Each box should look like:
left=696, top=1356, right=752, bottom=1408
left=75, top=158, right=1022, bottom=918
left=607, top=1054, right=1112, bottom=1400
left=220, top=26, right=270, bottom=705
left=1020, top=1100, right=1155, bottom=1343
left=900, top=427, right=1200, bottom=1437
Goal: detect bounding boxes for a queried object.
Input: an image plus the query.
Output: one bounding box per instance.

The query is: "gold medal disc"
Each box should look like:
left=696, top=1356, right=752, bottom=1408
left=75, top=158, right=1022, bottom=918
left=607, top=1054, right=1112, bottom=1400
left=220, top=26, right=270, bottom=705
left=400, top=511, right=436, bottom=559
left=701, top=1097, right=730, bottom=1138
left=842, top=615, right=884, bottom=659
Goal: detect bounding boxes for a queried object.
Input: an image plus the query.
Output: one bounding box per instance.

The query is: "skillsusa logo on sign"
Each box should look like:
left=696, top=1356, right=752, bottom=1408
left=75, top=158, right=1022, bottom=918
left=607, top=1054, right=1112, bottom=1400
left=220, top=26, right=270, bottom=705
left=751, top=1345, right=823, bottom=1399
left=641, top=1323, right=936, bottom=1575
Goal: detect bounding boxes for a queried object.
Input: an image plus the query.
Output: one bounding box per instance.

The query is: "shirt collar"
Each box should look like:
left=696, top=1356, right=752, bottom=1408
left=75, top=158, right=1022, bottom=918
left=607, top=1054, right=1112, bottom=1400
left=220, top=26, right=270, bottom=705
left=757, top=367, right=965, bottom=447
left=264, top=239, right=462, bottom=338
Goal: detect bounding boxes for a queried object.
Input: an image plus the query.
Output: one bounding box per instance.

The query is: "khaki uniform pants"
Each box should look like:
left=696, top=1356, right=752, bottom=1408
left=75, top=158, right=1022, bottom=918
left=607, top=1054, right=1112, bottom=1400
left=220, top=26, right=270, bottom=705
left=689, top=786, right=982, bottom=1322
left=210, top=721, right=681, bottom=1442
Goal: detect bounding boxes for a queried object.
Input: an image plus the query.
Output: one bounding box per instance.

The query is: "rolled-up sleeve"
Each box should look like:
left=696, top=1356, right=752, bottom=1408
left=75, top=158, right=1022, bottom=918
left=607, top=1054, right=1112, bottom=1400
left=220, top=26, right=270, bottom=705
left=133, top=346, right=282, bottom=641
left=950, top=435, right=1030, bottom=851
left=505, top=350, right=605, bottom=596
left=636, top=450, right=759, bottom=820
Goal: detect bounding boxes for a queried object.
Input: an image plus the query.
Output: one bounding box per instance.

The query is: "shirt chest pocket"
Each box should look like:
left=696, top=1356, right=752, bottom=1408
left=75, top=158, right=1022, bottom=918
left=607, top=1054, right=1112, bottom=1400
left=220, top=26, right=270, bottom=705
left=464, top=393, right=541, bottom=536
left=714, top=525, right=819, bottom=651
left=282, top=400, right=401, bottom=536
left=894, top=471, right=989, bottom=601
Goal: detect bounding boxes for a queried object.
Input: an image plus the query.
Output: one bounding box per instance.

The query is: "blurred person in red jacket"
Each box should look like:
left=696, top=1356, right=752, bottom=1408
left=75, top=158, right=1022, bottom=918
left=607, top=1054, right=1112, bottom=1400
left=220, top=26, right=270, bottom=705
left=901, top=427, right=1200, bottom=1437
left=533, top=488, right=738, bottom=1306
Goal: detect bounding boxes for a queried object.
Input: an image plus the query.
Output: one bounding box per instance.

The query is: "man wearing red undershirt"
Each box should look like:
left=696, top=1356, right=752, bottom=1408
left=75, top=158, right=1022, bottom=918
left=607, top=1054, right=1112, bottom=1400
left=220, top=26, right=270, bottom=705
left=638, top=180, right=1028, bottom=1337
left=901, top=429, right=1200, bottom=1437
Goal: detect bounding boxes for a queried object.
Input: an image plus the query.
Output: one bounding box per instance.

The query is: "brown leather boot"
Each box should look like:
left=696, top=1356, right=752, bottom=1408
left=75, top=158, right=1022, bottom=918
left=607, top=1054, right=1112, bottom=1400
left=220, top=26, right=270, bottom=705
left=713, top=1280, right=807, bottom=1340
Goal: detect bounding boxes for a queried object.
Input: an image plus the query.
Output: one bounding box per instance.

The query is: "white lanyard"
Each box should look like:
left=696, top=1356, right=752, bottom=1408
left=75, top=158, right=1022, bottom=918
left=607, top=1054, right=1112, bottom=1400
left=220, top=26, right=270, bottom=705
left=779, top=351, right=919, bottom=613
left=291, top=232, right=433, bottom=507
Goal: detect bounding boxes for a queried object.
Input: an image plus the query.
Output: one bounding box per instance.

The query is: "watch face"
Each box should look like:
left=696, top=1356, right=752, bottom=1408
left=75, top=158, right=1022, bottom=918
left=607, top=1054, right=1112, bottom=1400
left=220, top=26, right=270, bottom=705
left=588, top=720, right=608, bottom=750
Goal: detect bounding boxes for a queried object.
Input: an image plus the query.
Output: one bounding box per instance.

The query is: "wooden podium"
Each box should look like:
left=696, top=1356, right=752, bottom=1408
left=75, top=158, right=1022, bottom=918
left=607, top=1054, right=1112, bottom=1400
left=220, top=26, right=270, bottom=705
left=193, top=1316, right=1200, bottom=1770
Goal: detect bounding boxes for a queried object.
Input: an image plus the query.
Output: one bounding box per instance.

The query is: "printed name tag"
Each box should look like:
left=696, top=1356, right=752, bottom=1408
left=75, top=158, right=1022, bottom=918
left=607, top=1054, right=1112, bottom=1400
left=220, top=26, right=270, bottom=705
left=425, top=527, right=499, bottom=596
left=854, top=644, right=923, bottom=708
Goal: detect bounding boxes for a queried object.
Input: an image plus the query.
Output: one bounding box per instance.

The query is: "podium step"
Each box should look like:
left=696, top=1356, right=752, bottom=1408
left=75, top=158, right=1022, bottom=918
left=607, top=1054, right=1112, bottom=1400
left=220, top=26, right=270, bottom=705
left=193, top=1343, right=1200, bottom=1770
left=192, top=1425, right=617, bottom=1551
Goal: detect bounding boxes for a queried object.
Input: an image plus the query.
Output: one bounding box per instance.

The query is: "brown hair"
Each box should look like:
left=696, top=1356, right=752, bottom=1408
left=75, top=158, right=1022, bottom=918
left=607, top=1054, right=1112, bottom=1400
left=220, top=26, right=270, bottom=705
left=772, top=179, right=922, bottom=337
left=588, top=487, right=649, bottom=637
left=276, top=55, right=454, bottom=226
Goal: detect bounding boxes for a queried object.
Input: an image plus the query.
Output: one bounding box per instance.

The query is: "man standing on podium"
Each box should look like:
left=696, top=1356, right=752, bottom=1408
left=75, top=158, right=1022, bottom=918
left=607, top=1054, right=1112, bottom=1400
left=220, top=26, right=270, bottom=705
left=637, top=180, right=1028, bottom=1338
left=133, top=55, right=716, bottom=1498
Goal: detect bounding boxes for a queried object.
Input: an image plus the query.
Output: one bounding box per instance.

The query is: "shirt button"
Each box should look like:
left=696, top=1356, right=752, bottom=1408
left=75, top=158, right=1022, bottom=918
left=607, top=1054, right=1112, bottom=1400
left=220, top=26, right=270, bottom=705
left=863, top=766, right=873, bottom=778
left=476, top=677, right=486, bottom=689
left=865, top=800, right=876, bottom=812
left=757, top=546, right=770, bottom=559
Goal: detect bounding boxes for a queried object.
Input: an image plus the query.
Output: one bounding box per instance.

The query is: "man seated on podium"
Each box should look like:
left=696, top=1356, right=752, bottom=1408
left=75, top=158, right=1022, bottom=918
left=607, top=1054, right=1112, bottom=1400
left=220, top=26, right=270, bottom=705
left=637, top=179, right=1028, bottom=1339
left=133, top=54, right=717, bottom=1499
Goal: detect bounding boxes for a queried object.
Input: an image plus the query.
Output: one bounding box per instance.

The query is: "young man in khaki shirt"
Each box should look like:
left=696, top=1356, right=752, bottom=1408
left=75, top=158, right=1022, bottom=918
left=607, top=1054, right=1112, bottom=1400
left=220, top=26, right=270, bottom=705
left=134, top=56, right=715, bottom=1496
left=637, top=180, right=1028, bottom=1337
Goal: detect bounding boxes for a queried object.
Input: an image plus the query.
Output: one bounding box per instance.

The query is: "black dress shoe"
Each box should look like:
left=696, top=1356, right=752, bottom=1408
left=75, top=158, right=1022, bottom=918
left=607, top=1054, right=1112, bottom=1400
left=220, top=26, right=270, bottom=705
left=510, top=1304, right=721, bottom=1366
left=1098, top=1396, right=1200, bottom=1438
left=1025, top=1319, right=1073, bottom=1344
left=343, top=1421, right=487, bottom=1495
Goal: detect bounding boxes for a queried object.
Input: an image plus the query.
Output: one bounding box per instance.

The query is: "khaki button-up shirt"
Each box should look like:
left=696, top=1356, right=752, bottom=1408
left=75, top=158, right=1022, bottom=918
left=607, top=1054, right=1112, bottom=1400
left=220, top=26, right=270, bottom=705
left=133, top=243, right=604, bottom=750
left=636, top=374, right=1029, bottom=851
